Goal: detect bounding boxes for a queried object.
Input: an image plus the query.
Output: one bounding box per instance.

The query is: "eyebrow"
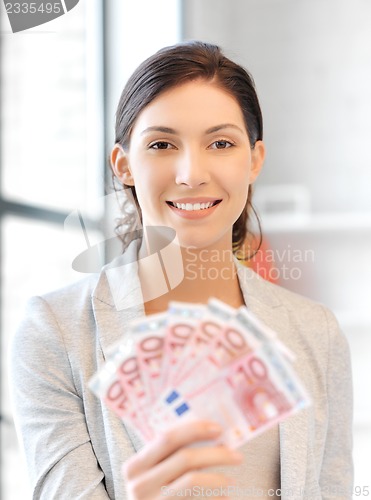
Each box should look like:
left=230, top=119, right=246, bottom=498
left=205, top=123, right=245, bottom=135
left=140, top=123, right=245, bottom=136
left=141, top=126, right=178, bottom=136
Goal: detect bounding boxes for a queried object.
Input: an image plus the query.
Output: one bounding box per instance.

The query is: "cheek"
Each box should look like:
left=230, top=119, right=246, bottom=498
left=131, top=166, right=167, bottom=205
left=229, top=163, right=251, bottom=206
left=225, top=160, right=251, bottom=189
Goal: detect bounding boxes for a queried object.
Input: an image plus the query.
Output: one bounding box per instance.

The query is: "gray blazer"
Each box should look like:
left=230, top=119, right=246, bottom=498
left=10, top=240, right=353, bottom=499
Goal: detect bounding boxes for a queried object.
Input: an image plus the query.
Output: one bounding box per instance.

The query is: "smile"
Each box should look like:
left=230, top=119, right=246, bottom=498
left=166, top=200, right=222, bottom=211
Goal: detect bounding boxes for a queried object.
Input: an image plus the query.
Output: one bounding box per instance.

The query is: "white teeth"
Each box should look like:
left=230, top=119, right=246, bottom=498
left=172, top=201, right=216, bottom=211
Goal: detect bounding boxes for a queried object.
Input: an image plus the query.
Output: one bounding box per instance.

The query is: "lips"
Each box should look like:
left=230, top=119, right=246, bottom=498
left=166, top=198, right=222, bottom=211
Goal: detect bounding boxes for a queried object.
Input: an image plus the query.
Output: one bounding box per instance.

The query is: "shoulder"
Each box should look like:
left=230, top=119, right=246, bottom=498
left=236, top=262, right=349, bottom=364
left=12, top=274, right=100, bottom=355
left=237, top=260, right=334, bottom=323
left=41, top=273, right=100, bottom=308
left=14, top=240, right=141, bottom=348
left=263, top=277, right=333, bottom=322
left=14, top=274, right=99, bottom=341
left=261, top=277, right=343, bottom=341
left=10, top=273, right=107, bottom=398
left=264, top=278, right=346, bottom=356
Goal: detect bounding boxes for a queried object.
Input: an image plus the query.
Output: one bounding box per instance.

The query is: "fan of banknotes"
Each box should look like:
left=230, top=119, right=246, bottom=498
left=89, top=299, right=311, bottom=448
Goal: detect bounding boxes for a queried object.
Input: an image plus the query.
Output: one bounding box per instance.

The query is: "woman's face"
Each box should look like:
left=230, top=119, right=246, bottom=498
left=112, top=80, right=265, bottom=250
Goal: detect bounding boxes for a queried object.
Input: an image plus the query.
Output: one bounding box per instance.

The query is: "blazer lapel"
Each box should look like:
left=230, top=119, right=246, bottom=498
left=91, top=239, right=148, bottom=452
left=91, top=238, right=146, bottom=359
left=235, top=260, right=309, bottom=499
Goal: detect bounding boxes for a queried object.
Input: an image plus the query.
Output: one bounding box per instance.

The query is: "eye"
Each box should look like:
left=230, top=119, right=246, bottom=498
left=149, top=141, right=175, bottom=150
left=209, top=140, right=234, bottom=150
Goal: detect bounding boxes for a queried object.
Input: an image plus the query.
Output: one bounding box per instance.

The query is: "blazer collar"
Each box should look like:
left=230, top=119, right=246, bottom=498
left=92, top=243, right=308, bottom=497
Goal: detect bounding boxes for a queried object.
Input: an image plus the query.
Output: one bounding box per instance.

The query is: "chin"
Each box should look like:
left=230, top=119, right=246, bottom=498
left=175, top=233, right=230, bottom=252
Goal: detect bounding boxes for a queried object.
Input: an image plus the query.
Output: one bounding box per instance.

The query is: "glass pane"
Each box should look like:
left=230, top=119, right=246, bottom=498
left=0, top=1, right=101, bottom=214
left=1, top=215, right=102, bottom=499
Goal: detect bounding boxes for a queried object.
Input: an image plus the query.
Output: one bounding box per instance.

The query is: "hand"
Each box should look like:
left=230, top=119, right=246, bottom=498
left=122, top=419, right=244, bottom=499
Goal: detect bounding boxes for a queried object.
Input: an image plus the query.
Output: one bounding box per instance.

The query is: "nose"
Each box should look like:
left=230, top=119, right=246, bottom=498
left=175, top=148, right=211, bottom=187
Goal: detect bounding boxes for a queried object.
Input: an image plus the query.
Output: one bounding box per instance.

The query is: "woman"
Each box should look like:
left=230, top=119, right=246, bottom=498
left=10, top=41, right=353, bottom=499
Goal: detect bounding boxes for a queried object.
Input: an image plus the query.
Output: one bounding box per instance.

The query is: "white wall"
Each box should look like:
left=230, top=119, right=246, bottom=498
left=182, top=0, right=371, bottom=213
left=182, top=0, right=371, bottom=492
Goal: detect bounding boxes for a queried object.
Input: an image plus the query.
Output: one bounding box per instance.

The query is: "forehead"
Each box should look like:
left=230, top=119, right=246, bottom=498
left=131, top=80, right=246, bottom=134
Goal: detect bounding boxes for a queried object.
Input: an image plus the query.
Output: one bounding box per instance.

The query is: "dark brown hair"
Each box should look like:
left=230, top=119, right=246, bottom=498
left=112, top=40, right=263, bottom=258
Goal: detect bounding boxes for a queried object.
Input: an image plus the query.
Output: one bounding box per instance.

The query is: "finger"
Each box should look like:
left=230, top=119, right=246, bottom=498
left=126, top=446, right=243, bottom=498
left=124, top=420, right=223, bottom=479
left=144, top=445, right=243, bottom=487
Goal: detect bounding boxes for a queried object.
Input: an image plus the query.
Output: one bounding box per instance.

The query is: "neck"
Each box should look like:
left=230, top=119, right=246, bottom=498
left=137, top=235, right=245, bottom=313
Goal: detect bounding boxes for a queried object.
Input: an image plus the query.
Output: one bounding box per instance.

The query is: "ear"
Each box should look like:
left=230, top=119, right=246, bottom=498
left=110, top=143, right=135, bottom=186
left=249, top=140, right=265, bottom=184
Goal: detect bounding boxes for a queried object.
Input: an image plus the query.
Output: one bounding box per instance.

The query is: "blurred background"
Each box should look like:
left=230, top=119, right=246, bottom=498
left=1, top=0, right=370, bottom=497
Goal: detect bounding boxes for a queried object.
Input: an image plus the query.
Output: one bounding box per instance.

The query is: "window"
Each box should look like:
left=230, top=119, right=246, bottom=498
left=0, top=2, right=103, bottom=497
left=1, top=1, right=180, bottom=497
